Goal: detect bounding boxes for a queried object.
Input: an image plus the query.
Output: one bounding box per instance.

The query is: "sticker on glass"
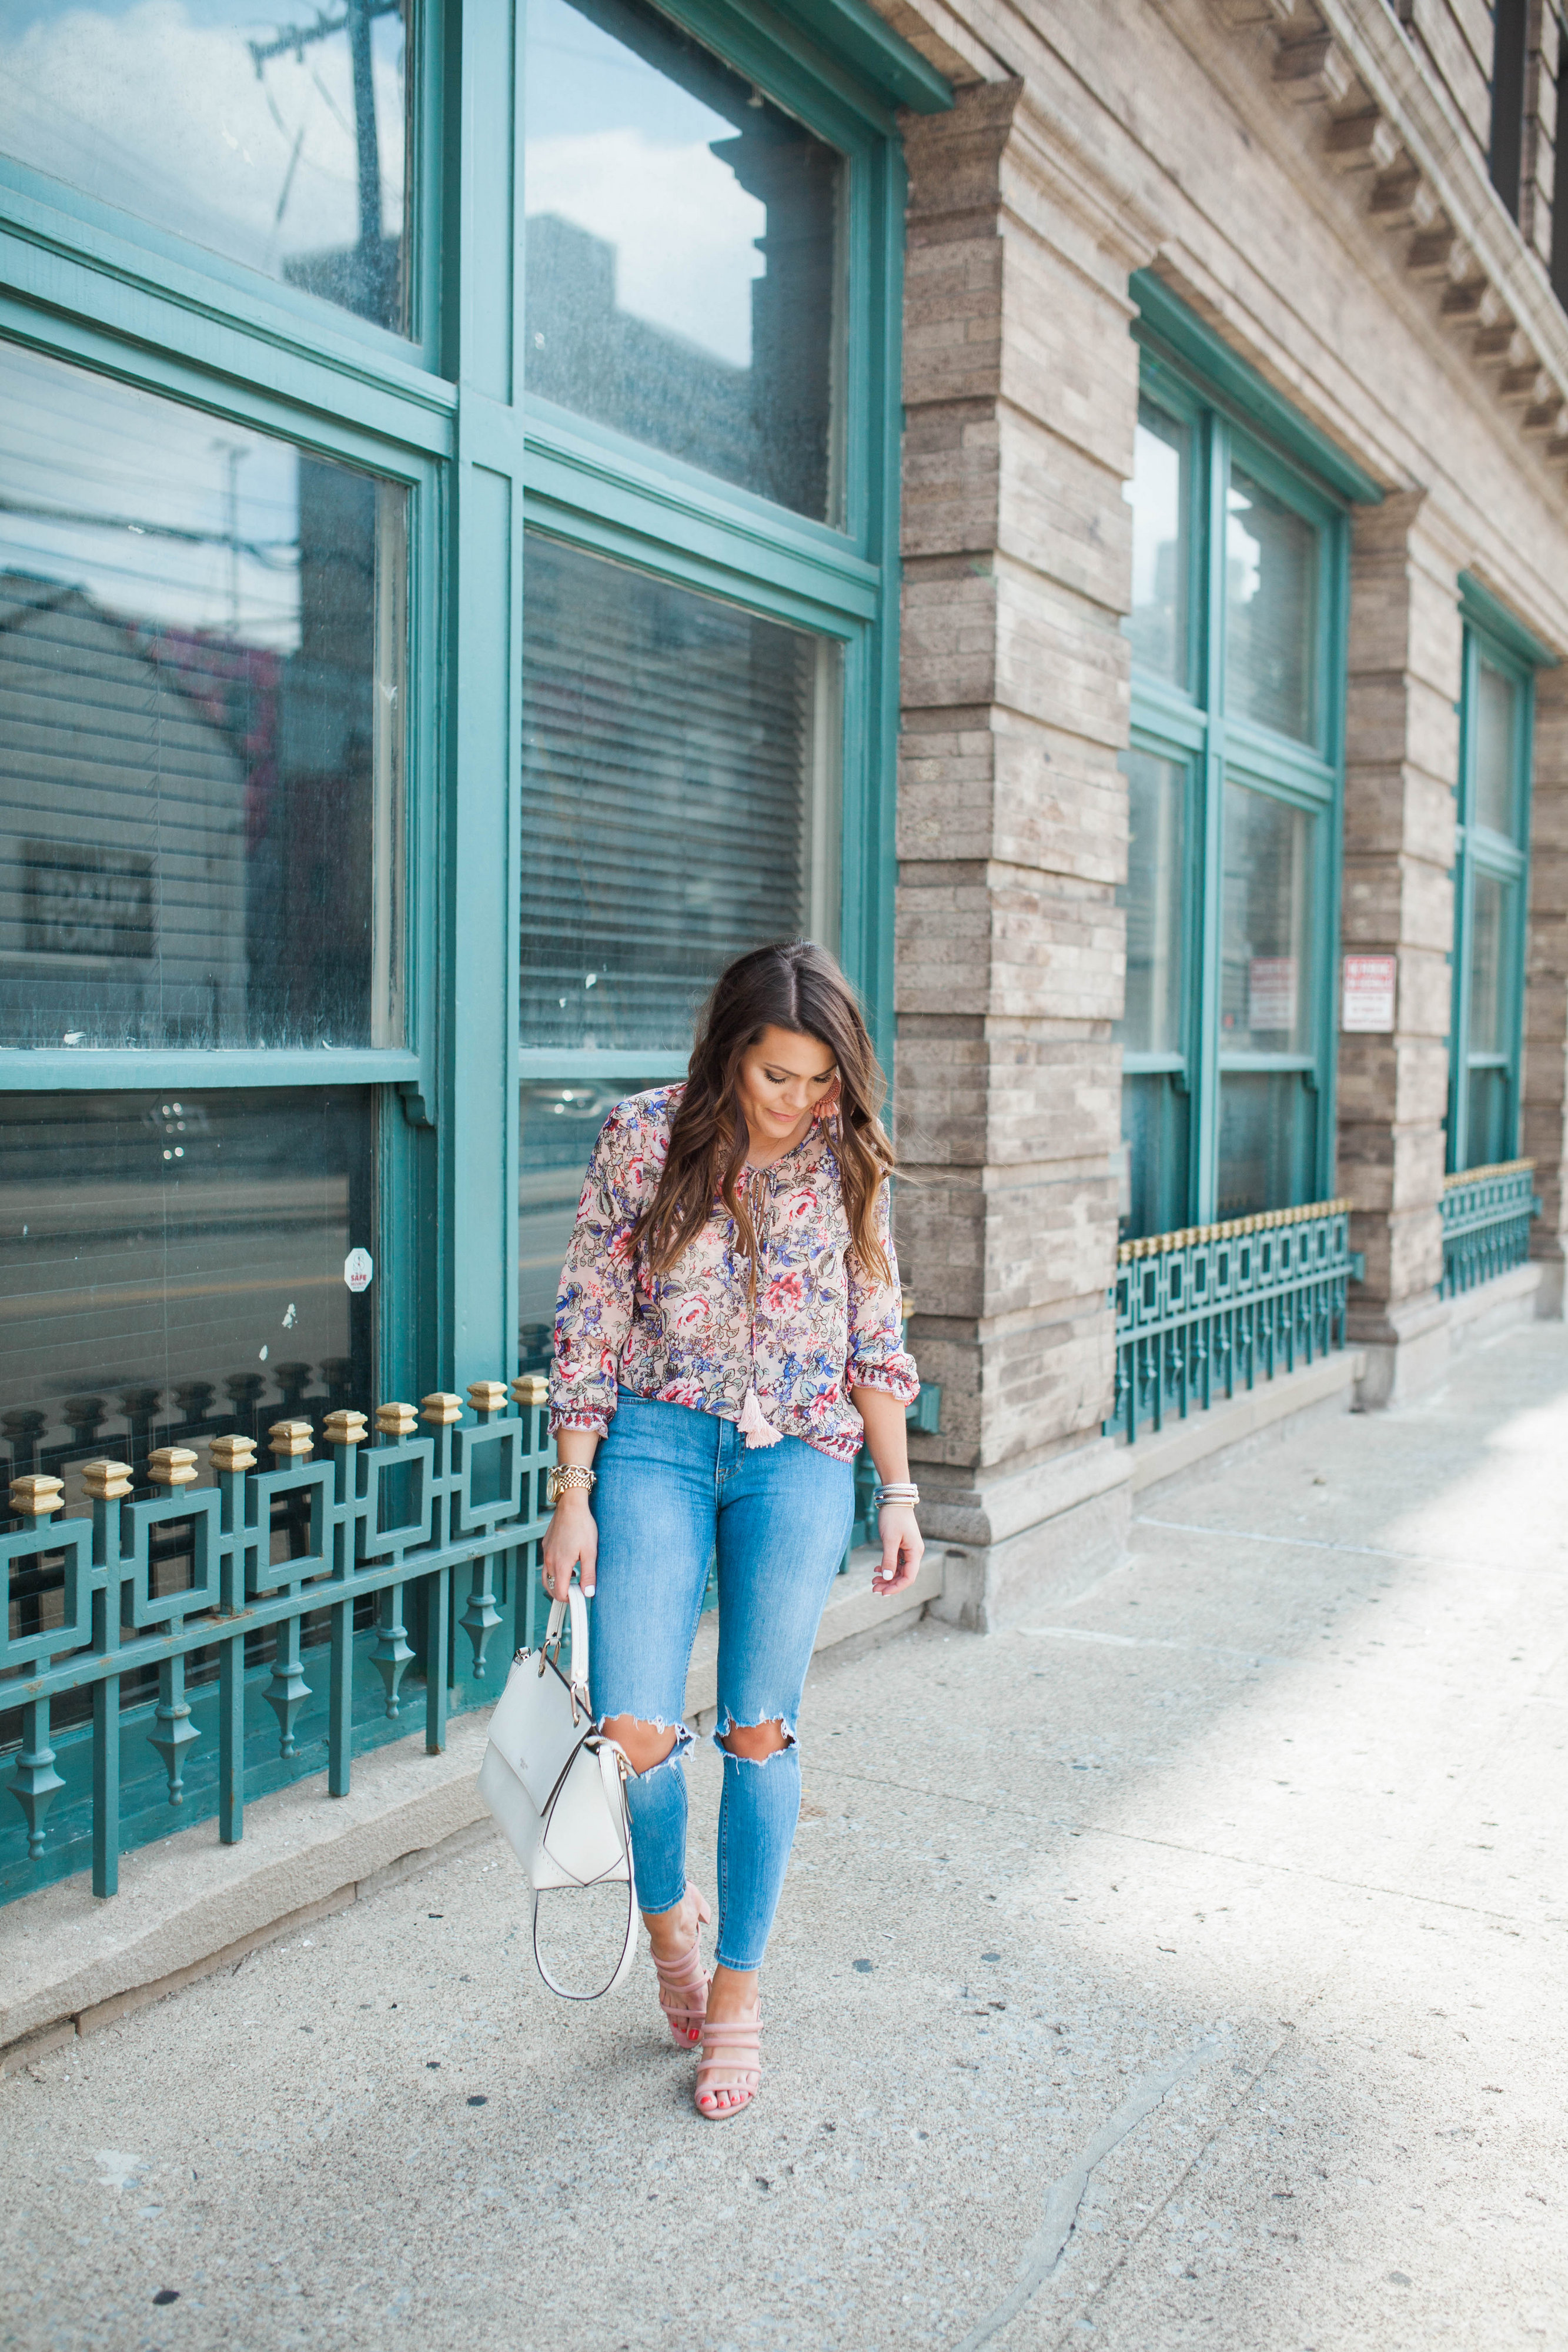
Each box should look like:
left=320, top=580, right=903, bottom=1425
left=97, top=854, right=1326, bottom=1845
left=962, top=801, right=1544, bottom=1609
left=344, top=1247, right=375, bottom=1294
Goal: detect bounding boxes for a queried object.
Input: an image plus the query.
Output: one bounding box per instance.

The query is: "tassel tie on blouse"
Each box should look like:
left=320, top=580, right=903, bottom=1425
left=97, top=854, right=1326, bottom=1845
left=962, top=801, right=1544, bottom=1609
left=738, top=1389, right=783, bottom=1448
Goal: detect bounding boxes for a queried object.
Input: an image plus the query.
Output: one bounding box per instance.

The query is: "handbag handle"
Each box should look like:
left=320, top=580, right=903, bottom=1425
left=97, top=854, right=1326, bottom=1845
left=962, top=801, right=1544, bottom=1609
left=530, top=1734, right=640, bottom=2002
left=542, top=1581, right=590, bottom=1702
left=531, top=1879, right=638, bottom=2003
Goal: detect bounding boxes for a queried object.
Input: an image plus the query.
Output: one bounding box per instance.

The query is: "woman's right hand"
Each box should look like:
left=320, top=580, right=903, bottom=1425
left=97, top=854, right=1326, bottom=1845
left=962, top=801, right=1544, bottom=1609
left=541, top=1496, right=599, bottom=1601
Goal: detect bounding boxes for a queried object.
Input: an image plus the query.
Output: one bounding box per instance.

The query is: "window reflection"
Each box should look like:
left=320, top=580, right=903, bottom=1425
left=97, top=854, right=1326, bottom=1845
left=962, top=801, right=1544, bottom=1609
left=524, top=0, right=844, bottom=520
left=518, top=1078, right=647, bottom=1368
left=0, top=1088, right=373, bottom=1508
left=0, top=1, right=410, bottom=333
left=1465, top=1068, right=1511, bottom=1169
left=1119, top=1073, right=1189, bottom=1241
left=1124, top=401, right=1188, bottom=687
left=1467, top=871, right=1507, bottom=1056
left=1116, top=750, right=1186, bottom=1054
left=520, top=534, right=841, bottom=1053
left=1220, top=782, right=1313, bottom=1055
left=1216, top=1071, right=1316, bottom=1220
left=1225, top=466, right=1318, bottom=743
left=1473, top=659, right=1518, bottom=836
left=0, top=343, right=406, bottom=1050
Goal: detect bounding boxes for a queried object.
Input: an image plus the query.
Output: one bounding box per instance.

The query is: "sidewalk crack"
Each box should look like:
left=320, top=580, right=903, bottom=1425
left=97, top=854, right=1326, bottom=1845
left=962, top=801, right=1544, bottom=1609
left=952, top=2037, right=1228, bottom=2350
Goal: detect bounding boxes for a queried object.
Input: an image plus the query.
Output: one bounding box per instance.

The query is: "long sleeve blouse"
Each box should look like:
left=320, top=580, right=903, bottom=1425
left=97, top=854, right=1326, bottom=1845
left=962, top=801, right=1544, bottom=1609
left=549, top=1084, right=919, bottom=1463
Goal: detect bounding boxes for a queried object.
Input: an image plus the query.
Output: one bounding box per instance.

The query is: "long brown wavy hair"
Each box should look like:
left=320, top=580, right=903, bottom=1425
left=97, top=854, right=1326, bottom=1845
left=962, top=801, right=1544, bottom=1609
left=630, top=940, right=896, bottom=1287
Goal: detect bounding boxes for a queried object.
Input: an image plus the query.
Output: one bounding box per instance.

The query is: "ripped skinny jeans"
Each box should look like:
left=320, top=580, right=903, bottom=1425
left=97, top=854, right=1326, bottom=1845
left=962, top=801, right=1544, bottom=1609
left=590, top=1391, right=855, bottom=1972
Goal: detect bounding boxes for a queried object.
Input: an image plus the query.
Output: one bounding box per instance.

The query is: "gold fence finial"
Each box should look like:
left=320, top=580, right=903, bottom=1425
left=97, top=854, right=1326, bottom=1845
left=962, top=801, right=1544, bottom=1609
left=510, top=1372, right=550, bottom=1408
left=81, top=1459, right=133, bottom=1502
left=209, top=1434, right=258, bottom=1475
left=421, top=1392, right=463, bottom=1426
left=467, top=1381, right=508, bottom=1415
left=268, top=1421, right=314, bottom=1461
left=376, top=1402, right=418, bottom=1438
left=9, top=1472, right=63, bottom=1519
left=323, top=1410, right=368, bottom=1447
left=147, top=1447, right=199, bottom=1489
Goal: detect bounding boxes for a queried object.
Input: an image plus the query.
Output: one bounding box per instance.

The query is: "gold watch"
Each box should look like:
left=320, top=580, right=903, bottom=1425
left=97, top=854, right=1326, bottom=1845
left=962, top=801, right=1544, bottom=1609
left=546, top=1464, right=597, bottom=1506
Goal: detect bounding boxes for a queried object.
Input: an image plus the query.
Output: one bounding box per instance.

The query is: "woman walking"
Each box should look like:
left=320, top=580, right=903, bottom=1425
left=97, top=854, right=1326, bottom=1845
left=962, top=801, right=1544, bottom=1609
left=541, top=940, right=922, bottom=2120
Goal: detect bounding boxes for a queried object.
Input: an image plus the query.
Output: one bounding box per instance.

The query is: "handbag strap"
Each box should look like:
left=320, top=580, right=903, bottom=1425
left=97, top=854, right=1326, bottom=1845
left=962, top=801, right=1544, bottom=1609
left=531, top=1877, right=638, bottom=2002
left=542, top=1583, right=591, bottom=1706
left=530, top=1735, right=640, bottom=2003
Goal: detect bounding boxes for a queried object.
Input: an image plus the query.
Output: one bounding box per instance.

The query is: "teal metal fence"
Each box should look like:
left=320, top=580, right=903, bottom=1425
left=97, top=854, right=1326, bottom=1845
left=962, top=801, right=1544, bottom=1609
left=2, top=1378, right=556, bottom=1905
left=1109, top=1201, right=1359, bottom=1445
left=1439, top=1160, right=1540, bottom=1297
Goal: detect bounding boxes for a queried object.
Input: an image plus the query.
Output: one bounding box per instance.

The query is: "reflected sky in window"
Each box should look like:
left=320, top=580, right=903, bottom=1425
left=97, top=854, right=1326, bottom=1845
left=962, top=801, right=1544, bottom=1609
left=0, top=0, right=409, bottom=330
left=524, top=0, right=843, bottom=517
left=526, top=0, right=763, bottom=373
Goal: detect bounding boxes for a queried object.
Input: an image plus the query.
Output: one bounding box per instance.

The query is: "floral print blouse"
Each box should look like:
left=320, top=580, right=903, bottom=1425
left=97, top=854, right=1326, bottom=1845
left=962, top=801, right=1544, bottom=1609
left=550, top=1084, right=919, bottom=1462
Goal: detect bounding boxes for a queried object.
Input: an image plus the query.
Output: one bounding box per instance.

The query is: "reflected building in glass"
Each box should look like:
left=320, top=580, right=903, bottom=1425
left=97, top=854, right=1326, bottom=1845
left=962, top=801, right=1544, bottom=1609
left=0, top=346, right=405, bottom=1054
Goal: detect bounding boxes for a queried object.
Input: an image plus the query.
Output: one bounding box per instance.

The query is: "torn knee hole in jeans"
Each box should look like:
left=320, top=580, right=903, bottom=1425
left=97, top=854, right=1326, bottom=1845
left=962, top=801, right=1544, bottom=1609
left=715, top=1711, right=796, bottom=1765
left=599, top=1715, right=692, bottom=1778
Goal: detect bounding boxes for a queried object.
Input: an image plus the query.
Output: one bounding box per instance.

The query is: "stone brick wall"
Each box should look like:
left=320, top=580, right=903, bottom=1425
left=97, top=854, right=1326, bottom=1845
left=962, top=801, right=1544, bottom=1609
left=875, top=0, right=1568, bottom=1612
left=1339, top=494, right=1464, bottom=1394
left=898, top=82, right=1147, bottom=1529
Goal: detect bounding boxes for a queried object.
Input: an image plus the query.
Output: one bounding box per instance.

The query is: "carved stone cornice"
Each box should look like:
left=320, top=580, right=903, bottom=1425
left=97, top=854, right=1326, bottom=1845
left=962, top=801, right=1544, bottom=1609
left=1202, top=0, right=1568, bottom=475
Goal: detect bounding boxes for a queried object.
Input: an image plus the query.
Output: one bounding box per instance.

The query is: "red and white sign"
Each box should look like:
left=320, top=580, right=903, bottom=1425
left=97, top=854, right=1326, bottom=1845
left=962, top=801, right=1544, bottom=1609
left=1341, top=954, right=1397, bottom=1033
left=1248, top=956, right=1297, bottom=1033
left=343, top=1247, right=375, bottom=1294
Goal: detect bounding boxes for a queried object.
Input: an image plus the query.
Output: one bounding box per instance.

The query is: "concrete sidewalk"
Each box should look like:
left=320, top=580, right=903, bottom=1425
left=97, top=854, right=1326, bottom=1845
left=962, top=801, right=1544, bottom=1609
left=4, top=1322, right=1566, bottom=2351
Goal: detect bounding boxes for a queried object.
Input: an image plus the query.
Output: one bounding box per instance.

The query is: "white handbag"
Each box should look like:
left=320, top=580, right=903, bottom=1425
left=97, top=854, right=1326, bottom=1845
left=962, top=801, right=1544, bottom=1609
left=477, top=1583, right=639, bottom=1999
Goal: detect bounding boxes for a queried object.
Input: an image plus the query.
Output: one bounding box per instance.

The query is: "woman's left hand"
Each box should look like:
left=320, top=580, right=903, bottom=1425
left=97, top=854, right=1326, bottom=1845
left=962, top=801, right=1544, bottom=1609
left=873, top=1503, right=923, bottom=1599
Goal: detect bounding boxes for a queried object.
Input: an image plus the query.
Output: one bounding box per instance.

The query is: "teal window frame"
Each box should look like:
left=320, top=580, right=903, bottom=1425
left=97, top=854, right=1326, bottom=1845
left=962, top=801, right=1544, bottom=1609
left=509, top=0, right=949, bottom=1367
left=0, top=0, right=948, bottom=1409
left=1122, top=276, right=1376, bottom=1234
left=518, top=0, right=930, bottom=1087
left=1447, top=575, right=1553, bottom=1173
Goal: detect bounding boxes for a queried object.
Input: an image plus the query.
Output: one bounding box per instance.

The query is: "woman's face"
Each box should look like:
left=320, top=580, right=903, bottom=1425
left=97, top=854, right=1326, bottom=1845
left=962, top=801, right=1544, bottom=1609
left=736, top=1025, right=839, bottom=1151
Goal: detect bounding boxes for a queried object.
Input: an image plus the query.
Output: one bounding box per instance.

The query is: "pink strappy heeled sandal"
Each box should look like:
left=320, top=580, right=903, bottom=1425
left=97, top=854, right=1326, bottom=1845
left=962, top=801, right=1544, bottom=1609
left=653, top=1886, right=711, bottom=2047
left=694, top=2006, right=762, bottom=2121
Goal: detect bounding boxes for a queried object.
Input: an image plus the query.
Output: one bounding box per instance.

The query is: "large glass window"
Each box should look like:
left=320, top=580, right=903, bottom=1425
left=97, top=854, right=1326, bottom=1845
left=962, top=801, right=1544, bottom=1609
left=1225, top=463, right=1318, bottom=745
left=519, top=535, right=840, bottom=1053
left=0, top=2, right=412, bottom=333
left=516, top=0, right=890, bottom=1376
left=1219, top=783, right=1313, bottom=1058
left=1118, top=355, right=1342, bottom=1237
left=517, top=1076, right=645, bottom=1370
left=0, top=0, right=927, bottom=1879
left=1125, top=402, right=1190, bottom=689
left=524, top=0, right=845, bottom=520
left=1449, top=625, right=1533, bottom=1173
left=1114, top=747, right=1189, bottom=1238
left=0, top=342, right=407, bottom=1052
left=0, top=1088, right=374, bottom=1508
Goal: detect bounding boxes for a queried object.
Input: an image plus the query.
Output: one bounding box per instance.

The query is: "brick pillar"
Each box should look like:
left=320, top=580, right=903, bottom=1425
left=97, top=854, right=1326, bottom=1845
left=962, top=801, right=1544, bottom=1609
left=896, top=83, right=1155, bottom=1628
left=1338, top=492, right=1462, bottom=1401
left=1525, top=665, right=1568, bottom=1311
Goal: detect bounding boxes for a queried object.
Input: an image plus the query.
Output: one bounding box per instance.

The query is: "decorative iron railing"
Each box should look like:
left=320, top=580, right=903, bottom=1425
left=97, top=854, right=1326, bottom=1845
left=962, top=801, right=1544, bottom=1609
left=1109, top=1201, right=1358, bottom=1445
left=6, top=1308, right=945, bottom=1905
left=1439, top=1160, right=1540, bottom=1297
left=2, top=1377, right=556, bottom=1905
